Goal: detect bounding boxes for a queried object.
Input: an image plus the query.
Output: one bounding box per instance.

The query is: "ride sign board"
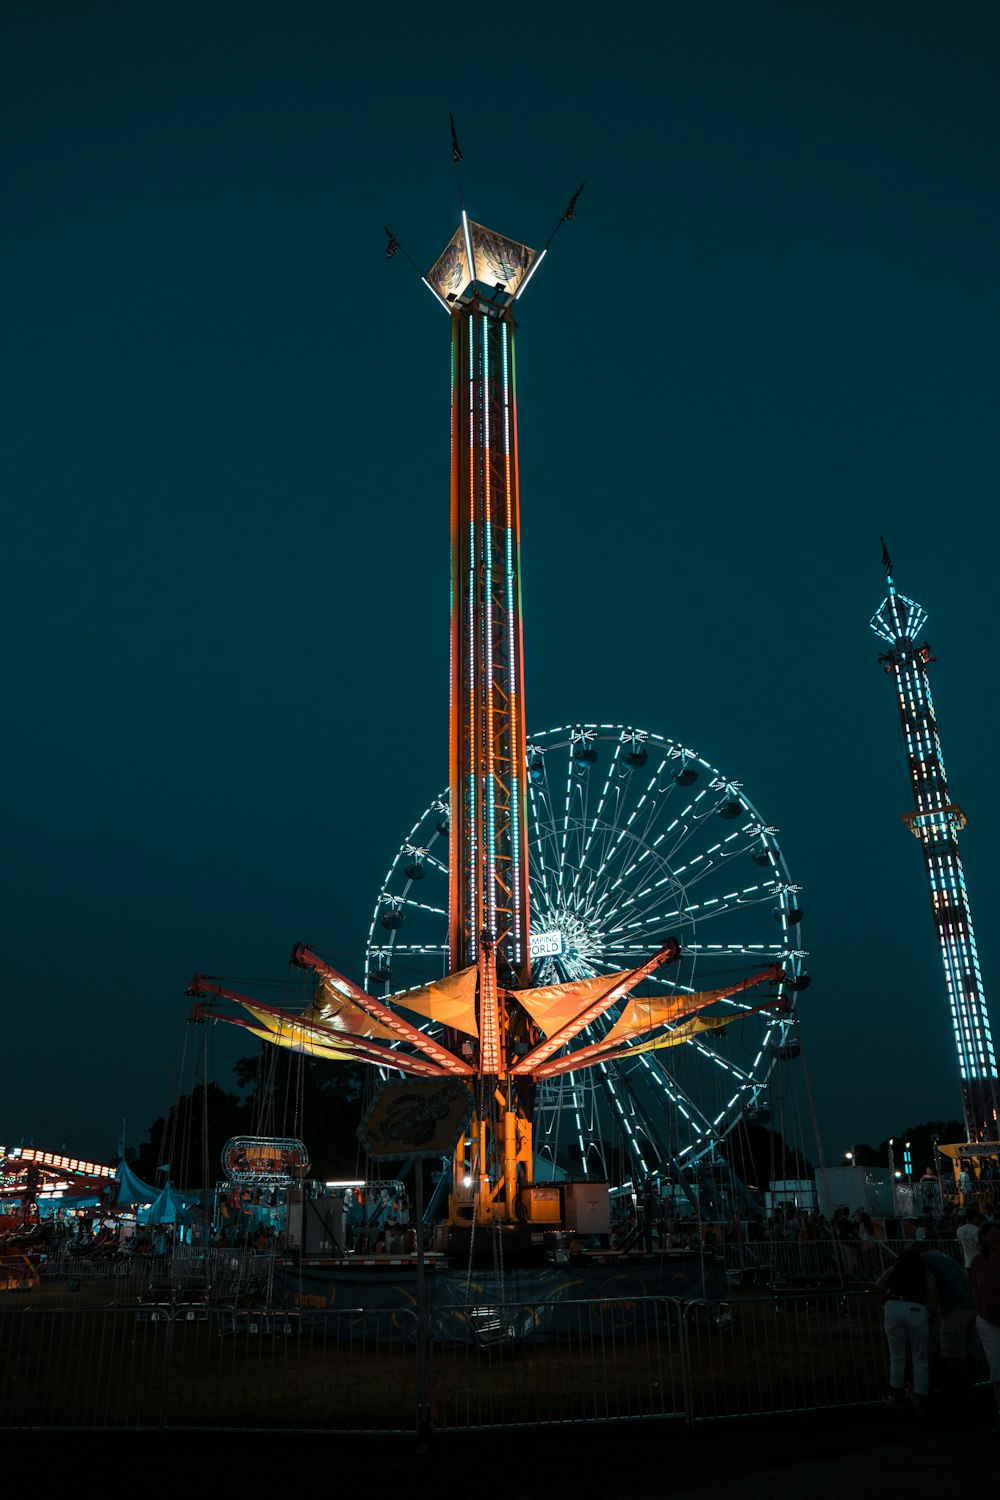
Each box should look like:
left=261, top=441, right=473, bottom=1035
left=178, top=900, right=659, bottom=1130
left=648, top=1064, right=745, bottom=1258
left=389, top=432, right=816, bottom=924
left=221, top=1136, right=309, bottom=1186
left=358, top=1081, right=473, bottom=1160
left=531, top=928, right=563, bottom=958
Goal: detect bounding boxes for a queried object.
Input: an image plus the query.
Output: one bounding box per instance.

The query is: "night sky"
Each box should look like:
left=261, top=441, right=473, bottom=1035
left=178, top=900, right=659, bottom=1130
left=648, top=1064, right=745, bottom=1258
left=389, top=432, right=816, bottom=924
left=4, top=3, right=999, bottom=1168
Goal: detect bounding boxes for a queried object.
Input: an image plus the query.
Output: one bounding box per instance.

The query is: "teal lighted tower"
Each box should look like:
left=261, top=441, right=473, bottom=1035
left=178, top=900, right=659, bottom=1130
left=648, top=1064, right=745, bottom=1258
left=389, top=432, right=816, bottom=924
left=871, top=547, right=999, bottom=1142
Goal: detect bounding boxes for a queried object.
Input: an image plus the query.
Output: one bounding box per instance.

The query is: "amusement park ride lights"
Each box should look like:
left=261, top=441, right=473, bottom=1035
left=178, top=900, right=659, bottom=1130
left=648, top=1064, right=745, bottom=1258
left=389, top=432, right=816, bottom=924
left=871, top=544, right=1000, bottom=1144
left=190, top=198, right=807, bottom=1230
left=367, top=724, right=808, bottom=1188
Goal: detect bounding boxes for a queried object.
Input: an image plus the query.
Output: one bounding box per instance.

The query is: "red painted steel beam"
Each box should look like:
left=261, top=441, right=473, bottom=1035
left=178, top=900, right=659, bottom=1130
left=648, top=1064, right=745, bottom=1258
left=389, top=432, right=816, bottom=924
left=190, top=984, right=452, bottom=1079
left=290, top=944, right=474, bottom=1077
left=510, top=938, right=682, bottom=1077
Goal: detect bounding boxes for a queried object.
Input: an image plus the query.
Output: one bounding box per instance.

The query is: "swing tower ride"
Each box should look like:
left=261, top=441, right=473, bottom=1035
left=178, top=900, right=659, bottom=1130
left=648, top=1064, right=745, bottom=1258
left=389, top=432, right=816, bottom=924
left=191, top=203, right=786, bottom=1230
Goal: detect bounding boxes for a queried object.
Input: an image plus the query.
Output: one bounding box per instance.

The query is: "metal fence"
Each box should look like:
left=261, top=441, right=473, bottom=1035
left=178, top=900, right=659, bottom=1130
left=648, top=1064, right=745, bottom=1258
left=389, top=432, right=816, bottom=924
left=719, top=1236, right=964, bottom=1286
left=0, top=1287, right=893, bottom=1434
left=685, top=1290, right=885, bottom=1421
left=0, top=1301, right=419, bottom=1433
left=30, top=1246, right=268, bottom=1305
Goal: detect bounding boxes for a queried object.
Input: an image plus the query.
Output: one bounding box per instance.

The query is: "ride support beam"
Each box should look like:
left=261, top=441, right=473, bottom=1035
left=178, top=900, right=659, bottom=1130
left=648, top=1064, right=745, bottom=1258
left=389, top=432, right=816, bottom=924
left=290, top=944, right=474, bottom=1077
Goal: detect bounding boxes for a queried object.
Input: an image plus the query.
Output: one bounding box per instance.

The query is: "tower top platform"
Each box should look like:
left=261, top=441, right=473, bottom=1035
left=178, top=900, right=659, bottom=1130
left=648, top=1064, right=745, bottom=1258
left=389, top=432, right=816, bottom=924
left=870, top=585, right=928, bottom=646
left=426, top=214, right=541, bottom=309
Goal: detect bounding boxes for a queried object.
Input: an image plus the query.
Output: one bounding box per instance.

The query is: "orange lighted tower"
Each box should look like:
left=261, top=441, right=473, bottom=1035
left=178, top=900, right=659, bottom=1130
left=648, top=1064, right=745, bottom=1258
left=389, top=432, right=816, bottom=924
left=424, top=215, right=543, bottom=987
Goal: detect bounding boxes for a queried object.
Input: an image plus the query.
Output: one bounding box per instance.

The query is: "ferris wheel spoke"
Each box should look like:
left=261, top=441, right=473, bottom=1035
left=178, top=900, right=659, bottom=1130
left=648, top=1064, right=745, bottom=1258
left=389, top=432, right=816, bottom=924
left=530, top=824, right=565, bottom=893
left=611, top=783, right=710, bottom=868
left=380, top=942, right=449, bottom=953
left=566, top=794, right=594, bottom=901
left=605, top=879, right=778, bottom=940
left=680, top=1035, right=758, bottom=1088
left=659, top=888, right=779, bottom=930
left=566, top=844, right=621, bottom=930
left=540, top=789, right=572, bottom=909
left=613, top=793, right=738, bottom=888
left=604, top=820, right=701, bottom=906
left=593, top=1060, right=659, bottom=1173
left=609, top=809, right=748, bottom=905
left=683, top=941, right=791, bottom=959
left=528, top=782, right=567, bottom=917
left=582, top=768, right=676, bottom=906
left=556, top=742, right=577, bottom=903
left=586, top=779, right=629, bottom=896
left=650, top=836, right=766, bottom=899
left=393, top=897, right=447, bottom=917
left=634, top=1055, right=731, bottom=1145
left=571, top=1016, right=702, bottom=1169
left=579, top=826, right=648, bottom=928
left=581, top=778, right=638, bottom=897
left=616, top=756, right=682, bottom=841
left=569, top=741, right=621, bottom=897
left=620, top=1054, right=721, bottom=1149
left=632, top=1067, right=712, bottom=1142
left=603, top=788, right=682, bottom=883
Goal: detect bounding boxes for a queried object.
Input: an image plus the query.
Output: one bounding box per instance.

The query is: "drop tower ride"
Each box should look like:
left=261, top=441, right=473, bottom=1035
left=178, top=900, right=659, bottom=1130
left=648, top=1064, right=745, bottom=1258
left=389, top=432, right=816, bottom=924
left=423, top=214, right=538, bottom=988
left=871, top=547, right=1000, bottom=1142
left=423, top=216, right=545, bottom=1222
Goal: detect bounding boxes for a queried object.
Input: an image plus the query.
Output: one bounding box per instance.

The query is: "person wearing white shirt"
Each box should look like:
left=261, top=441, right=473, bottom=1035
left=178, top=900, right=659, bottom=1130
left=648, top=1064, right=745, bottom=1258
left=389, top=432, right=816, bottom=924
left=956, top=1209, right=983, bottom=1270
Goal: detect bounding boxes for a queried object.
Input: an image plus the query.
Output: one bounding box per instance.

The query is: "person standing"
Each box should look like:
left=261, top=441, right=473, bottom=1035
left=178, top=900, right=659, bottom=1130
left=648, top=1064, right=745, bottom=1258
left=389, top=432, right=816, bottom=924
left=877, top=1245, right=938, bottom=1418
left=957, top=1208, right=984, bottom=1270
left=969, top=1220, right=1000, bottom=1437
left=855, top=1209, right=880, bottom=1280
left=916, top=1243, right=980, bottom=1396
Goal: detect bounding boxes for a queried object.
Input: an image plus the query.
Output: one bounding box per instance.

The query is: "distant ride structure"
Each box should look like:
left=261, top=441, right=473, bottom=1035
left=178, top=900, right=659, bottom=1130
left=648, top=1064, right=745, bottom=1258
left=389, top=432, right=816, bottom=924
left=871, top=545, right=1000, bottom=1143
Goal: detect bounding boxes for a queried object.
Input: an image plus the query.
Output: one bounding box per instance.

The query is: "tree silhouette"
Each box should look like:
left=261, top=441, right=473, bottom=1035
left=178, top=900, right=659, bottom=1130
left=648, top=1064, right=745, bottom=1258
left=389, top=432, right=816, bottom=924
left=134, top=1051, right=373, bottom=1187
left=133, top=1080, right=246, bottom=1188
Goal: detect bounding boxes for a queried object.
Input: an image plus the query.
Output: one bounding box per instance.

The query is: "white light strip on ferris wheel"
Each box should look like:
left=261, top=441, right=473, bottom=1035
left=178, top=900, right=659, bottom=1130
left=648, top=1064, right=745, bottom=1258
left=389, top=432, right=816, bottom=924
left=571, top=739, right=618, bottom=899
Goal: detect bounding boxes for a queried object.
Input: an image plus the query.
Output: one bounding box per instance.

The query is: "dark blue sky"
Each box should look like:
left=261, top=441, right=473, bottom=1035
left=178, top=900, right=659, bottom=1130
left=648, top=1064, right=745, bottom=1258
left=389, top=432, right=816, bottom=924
left=4, top=2, right=998, bottom=1165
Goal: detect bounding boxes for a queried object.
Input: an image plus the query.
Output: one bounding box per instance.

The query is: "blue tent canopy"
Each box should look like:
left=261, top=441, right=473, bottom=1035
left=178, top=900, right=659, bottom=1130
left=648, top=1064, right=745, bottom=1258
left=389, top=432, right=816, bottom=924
left=114, top=1159, right=158, bottom=1206
left=143, top=1181, right=188, bottom=1225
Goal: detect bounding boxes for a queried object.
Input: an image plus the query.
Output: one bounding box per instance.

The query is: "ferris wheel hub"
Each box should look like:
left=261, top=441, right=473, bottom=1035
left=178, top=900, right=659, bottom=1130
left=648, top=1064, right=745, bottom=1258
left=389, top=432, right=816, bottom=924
left=530, top=907, right=606, bottom=983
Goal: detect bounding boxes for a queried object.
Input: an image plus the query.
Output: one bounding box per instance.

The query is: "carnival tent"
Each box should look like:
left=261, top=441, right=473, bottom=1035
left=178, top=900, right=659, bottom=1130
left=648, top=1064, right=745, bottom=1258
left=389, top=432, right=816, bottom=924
left=113, top=1159, right=158, bottom=1207
left=141, top=1180, right=190, bottom=1225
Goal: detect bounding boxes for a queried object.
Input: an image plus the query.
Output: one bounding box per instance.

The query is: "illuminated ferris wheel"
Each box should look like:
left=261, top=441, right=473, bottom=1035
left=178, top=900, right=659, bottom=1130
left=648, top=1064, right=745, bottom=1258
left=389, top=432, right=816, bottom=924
left=366, top=723, right=807, bottom=1178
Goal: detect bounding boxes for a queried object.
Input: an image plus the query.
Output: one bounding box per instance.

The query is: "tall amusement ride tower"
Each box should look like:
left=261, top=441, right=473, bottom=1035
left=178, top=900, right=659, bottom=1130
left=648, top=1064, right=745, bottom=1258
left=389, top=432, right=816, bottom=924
left=871, top=549, right=1000, bottom=1142
left=424, top=213, right=536, bottom=988
left=192, top=192, right=791, bottom=1232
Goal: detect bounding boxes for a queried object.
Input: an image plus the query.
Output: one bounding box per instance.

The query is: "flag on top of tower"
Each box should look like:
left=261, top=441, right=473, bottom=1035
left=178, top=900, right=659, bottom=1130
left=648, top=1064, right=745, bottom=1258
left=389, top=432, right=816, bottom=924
left=449, top=112, right=463, bottom=163
left=560, top=182, right=585, bottom=223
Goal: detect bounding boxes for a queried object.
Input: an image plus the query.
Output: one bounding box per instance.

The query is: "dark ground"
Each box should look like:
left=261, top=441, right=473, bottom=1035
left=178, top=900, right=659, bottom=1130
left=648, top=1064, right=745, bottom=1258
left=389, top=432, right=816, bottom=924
left=4, top=1402, right=997, bottom=1494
